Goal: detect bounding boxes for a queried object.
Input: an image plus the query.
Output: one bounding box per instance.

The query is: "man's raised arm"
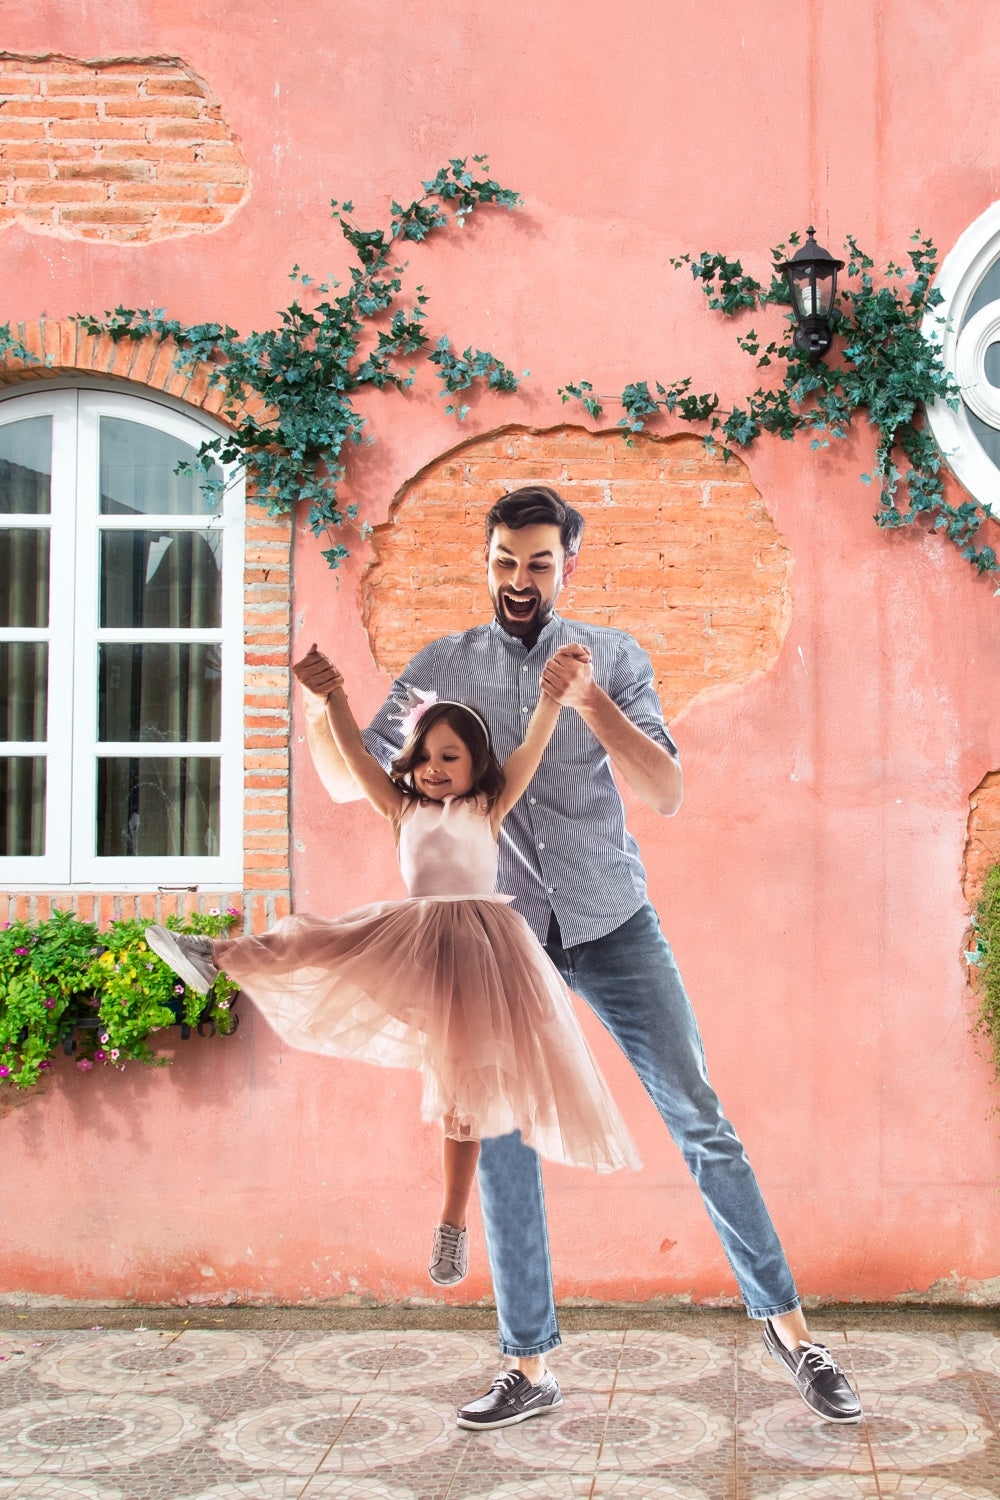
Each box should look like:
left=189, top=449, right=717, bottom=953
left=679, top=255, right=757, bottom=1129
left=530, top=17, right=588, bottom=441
left=541, top=643, right=683, bottom=817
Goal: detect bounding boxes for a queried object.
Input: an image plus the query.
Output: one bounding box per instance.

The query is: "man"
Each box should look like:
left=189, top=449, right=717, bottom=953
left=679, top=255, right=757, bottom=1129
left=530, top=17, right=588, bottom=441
left=294, top=484, right=862, bottom=1429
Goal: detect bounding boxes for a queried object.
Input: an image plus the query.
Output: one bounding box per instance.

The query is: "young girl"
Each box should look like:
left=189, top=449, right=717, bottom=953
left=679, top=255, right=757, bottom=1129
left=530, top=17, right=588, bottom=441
left=146, top=647, right=639, bottom=1285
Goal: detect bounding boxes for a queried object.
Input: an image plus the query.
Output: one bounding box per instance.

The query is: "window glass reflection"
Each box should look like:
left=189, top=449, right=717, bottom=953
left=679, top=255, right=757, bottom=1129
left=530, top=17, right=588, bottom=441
left=100, top=416, right=222, bottom=516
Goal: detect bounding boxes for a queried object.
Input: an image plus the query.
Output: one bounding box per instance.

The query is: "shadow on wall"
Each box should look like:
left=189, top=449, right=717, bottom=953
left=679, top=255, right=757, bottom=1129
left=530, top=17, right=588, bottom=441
left=362, top=425, right=794, bottom=723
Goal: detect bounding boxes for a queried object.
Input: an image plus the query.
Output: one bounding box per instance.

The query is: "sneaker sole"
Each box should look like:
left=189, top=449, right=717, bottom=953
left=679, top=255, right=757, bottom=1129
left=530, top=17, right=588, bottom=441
left=456, top=1396, right=562, bottom=1430
left=145, top=926, right=214, bottom=994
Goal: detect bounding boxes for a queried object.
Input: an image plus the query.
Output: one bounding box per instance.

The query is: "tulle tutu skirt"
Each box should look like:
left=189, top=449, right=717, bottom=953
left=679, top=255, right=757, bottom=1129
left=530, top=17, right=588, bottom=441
left=214, top=896, right=640, bottom=1173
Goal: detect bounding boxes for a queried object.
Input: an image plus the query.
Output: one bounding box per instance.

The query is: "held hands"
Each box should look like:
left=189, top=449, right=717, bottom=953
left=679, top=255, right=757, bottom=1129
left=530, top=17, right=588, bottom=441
left=292, top=643, right=345, bottom=705
left=540, top=643, right=594, bottom=709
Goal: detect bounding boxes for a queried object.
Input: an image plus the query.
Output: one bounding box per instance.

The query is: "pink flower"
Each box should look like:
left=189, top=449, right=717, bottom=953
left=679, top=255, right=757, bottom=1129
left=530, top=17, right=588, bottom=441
left=76, top=1059, right=93, bottom=1072
left=208, top=907, right=220, bottom=916
left=0, top=1066, right=9, bottom=1078
left=93, top=1049, right=107, bottom=1062
left=227, top=907, right=240, bottom=916
left=44, top=999, right=55, bottom=1009
left=99, top=1033, right=109, bottom=1044
left=38, top=1060, right=52, bottom=1070
left=174, top=984, right=185, bottom=995
left=13, top=947, right=28, bottom=956
left=110, top=1049, right=120, bottom=1060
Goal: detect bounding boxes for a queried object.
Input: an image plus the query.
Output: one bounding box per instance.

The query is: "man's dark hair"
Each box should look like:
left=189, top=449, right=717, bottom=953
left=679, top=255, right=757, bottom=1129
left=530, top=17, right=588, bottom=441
left=484, top=485, right=585, bottom=556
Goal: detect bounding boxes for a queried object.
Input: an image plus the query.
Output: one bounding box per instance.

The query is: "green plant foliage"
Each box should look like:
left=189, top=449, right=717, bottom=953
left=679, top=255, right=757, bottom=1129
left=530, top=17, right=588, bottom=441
left=967, top=863, right=1000, bottom=1098
left=74, top=158, right=522, bottom=570
left=0, top=909, right=239, bottom=1093
left=560, top=233, right=998, bottom=585
left=0, top=325, right=36, bottom=365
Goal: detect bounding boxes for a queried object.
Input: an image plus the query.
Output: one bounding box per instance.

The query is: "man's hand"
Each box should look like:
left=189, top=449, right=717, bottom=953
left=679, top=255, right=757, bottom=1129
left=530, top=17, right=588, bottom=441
left=292, top=643, right=345, bottom=707
left=540, top=642, right=593, bottom=708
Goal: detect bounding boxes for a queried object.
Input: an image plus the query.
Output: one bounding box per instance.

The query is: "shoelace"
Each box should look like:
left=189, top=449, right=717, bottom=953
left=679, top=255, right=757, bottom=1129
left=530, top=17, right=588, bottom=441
left=491, top=1369, right=525, bottom=1393
left=795, top=1341, right=840, bottom=1377
left=434, top=1224, right=464, bottom=1255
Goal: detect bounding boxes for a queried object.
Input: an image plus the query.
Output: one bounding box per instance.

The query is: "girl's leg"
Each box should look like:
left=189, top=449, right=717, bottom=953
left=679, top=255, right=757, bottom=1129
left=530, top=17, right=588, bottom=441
left=440, top=1135, right=480, bottom=1229
left=429, top=1118, right=479, bottom=1286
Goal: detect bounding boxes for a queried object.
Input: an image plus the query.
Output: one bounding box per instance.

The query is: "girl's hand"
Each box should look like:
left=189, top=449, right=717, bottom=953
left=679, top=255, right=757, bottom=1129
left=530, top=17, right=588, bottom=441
left=292, top=643, right=345, bottom=701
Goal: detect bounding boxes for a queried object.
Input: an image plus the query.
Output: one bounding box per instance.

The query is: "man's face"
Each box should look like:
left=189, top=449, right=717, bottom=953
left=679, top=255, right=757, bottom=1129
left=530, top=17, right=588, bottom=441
left=486, top=523, right=578, bottom=638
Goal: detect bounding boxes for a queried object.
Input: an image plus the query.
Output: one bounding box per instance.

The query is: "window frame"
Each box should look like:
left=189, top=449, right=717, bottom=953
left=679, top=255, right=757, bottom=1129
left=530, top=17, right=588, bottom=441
left=924, top=200, right=1000, bottom=518
left=0, top=383, right=246, bottom=888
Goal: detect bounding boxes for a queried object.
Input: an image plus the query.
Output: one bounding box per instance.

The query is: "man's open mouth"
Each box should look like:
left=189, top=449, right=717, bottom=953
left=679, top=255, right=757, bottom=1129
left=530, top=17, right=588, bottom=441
left=502, top=592, right=539, bottom=621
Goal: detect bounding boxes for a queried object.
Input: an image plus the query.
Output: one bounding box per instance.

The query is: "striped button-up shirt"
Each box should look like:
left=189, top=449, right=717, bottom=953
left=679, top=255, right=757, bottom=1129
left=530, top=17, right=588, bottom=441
left=362, top=614, right=679, bottom=946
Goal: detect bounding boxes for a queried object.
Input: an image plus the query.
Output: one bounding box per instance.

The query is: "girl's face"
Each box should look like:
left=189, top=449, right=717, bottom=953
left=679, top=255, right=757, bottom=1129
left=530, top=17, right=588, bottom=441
left=412, top=720, right=475, bottom=800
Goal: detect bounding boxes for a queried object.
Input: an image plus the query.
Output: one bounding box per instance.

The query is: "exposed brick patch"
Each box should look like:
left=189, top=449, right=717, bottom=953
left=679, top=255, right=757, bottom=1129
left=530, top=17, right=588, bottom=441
left=964, top=769, right=1000, bottom=908
left=363, top=426, right=793, bottom=721
left=0, top=332, right=291, bottom=931
left=0, top=53, right=250, bottom=243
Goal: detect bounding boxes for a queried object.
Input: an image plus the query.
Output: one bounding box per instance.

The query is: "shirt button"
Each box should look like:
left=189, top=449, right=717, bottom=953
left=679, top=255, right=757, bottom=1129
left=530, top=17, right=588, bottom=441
left=522, top=665, right=529, bottom=673
left=529, top=797, right=537, bottom=804
left=538, top=842, right=545, bottom=850
left=521, top=706, right=529, bottom=714
left=547, top=887, right=555, bottom=894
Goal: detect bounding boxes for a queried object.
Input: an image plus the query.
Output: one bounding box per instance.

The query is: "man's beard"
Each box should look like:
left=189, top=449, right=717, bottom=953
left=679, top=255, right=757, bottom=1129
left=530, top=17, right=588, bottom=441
left=492, top=587, right=552, bottom=639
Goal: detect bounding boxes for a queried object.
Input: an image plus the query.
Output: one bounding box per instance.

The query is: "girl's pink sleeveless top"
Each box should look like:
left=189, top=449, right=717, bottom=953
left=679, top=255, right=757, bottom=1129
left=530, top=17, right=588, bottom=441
left=397, top=796, right=498, bottom=899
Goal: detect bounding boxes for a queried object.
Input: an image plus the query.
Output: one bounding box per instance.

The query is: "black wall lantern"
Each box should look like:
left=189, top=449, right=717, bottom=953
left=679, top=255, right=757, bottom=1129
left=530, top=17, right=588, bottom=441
left=782, top=227, right=844, bottom=361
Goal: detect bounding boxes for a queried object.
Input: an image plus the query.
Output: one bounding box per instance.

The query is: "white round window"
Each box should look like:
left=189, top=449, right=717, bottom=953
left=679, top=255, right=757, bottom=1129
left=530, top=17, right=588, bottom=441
left=925, top=201, right=1000, bottom=517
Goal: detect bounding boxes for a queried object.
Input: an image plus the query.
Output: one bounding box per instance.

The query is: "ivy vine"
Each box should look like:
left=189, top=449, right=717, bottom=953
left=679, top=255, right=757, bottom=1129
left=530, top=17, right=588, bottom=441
left=967, top=862, right=1000, bottom=1107
left=73, top=157, right=524, bottom=568
left=560, top=233, right=999, bottom=585
left=3, top=190, right=997, bottom=582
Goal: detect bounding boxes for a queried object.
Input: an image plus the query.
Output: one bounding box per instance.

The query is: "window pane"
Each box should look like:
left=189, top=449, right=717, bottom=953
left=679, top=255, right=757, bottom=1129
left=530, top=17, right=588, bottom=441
left=0, top=531, right=49, bottom=627
left=99, top=643, right=221, bottom=742
left=0, top=417, right=52, bottom=515
left=0, top=642, right=48, bottom=740
left=100, top=416, right=223, bottom=516
left=100, top=530, right=222, bottom=628
left=97, top=757, right=220, bottom=856
left=0, top=757, right=45, bottom=855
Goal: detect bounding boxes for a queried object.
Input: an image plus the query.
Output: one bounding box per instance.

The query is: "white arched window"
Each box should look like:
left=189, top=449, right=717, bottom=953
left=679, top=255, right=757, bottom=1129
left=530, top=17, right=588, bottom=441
left=925, top=201, right=1000, bottom=517
left=0, top=387, right=245, bottom=886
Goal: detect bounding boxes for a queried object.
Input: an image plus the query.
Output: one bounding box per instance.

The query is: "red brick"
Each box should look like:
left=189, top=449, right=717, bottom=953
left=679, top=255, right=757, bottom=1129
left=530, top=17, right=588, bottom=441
left=4, top=99, right=99, bottom=119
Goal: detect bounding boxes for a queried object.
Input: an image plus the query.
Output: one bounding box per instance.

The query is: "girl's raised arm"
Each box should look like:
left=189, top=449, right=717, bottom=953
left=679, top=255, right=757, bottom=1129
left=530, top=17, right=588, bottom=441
left=491, top=645, right=590, bottom=832
left=303, top=652, right=404, bottom=821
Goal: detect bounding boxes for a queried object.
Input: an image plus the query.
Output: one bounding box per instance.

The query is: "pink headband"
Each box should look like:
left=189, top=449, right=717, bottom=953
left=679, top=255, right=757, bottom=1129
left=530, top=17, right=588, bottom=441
left=394, top=687, right=490, bottom=744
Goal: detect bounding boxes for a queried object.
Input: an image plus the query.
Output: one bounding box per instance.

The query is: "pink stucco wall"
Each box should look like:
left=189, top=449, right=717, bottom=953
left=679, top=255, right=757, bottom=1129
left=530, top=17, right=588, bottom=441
left=2, top=0, right=999, bottom=1307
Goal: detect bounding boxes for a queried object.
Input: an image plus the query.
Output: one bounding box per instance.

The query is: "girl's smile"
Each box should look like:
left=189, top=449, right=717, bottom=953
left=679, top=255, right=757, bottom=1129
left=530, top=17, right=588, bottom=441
left=413, top=721, right=475, bottom=800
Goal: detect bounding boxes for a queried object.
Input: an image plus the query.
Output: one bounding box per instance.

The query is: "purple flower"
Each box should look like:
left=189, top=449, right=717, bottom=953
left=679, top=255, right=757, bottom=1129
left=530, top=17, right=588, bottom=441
left=76, top=1059, right=93, bottom=1072
left=13, top=947, right=28, bottom=956
left=0, top=1066, right=9, bottom=1078
left=38, top=1060, right=52, bottom=1070
left=93, top=1049, right=107, bottom=1063
left=44, top=999, right=55, bottom=1009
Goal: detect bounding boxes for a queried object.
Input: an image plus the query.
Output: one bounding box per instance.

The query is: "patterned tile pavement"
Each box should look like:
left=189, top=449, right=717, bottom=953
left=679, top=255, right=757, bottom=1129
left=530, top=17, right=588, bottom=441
left=0, top=1308, right=996, bottom=1498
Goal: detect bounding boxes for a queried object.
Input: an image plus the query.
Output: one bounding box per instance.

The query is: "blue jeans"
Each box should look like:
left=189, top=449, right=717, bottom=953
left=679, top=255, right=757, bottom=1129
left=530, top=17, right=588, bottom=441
left=476, top=902, right=800, bottom=1356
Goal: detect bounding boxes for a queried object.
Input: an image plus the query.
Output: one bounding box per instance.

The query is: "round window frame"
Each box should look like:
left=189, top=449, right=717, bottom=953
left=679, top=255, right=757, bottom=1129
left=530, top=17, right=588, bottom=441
left=924, top=200, right=1000, bottom=517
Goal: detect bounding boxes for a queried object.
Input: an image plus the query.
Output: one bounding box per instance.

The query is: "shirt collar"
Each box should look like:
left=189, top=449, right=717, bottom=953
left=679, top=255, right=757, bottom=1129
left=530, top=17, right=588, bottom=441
left=488, top=612, right=563, bottom=655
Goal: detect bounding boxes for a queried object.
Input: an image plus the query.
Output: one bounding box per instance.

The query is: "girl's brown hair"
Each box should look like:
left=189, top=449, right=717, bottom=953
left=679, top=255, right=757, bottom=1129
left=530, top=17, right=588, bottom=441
left=391, top=702, right=505, bottom=810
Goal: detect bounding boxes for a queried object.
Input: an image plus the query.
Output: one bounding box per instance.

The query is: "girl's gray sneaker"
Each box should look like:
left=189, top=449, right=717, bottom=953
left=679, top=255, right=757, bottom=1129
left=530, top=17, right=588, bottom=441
left=145, top=926, right=219, bottom=994
left=429, top=1223, right=468, bottom=1284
